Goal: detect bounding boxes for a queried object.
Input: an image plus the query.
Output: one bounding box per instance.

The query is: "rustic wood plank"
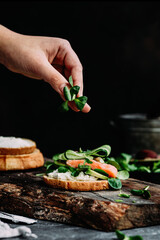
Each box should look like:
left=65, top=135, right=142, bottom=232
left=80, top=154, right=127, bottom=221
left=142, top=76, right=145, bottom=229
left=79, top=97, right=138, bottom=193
left=0, top=165, right=160, bottom=232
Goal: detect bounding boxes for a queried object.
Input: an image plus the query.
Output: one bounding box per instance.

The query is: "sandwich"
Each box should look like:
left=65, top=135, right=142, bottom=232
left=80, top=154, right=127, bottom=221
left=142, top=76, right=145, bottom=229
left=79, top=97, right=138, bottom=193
left=43, top=145, right=128, bottom=191
left=0, top=136, right=44, bottom=170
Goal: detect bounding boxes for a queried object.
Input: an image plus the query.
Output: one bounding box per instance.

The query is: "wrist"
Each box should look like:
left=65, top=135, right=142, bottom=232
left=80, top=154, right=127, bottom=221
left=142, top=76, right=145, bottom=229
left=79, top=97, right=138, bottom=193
left=0, top=25, right=19, bottom=67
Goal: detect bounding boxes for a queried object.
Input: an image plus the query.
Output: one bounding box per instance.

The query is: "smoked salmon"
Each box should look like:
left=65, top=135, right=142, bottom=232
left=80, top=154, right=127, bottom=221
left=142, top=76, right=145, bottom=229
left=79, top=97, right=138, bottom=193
left=66, top=159, right=117, bottom=178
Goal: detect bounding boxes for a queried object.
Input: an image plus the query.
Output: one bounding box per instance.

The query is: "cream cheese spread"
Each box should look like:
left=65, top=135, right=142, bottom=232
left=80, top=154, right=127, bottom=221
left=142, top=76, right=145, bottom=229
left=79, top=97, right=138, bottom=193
left=0, top=137, right=34, bottom=148
left=48, top=169, right=97, bottom=181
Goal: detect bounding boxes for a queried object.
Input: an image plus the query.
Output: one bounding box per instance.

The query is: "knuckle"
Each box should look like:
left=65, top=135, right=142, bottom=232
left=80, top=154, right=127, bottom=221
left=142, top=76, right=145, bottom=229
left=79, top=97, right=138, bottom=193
left=62, top=39, right=71, bottom=48
left=76, top=64, right=83, bottom=72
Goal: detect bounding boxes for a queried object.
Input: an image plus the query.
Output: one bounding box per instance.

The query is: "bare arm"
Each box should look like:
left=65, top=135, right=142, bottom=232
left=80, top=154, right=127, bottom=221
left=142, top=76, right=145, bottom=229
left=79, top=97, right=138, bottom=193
left=0, top=25, right=91, bottom=112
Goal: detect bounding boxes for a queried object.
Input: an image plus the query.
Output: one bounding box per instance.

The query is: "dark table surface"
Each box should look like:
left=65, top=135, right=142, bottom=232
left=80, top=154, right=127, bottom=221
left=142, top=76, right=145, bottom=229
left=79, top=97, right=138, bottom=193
left=4, top=220, right=160, bottom=240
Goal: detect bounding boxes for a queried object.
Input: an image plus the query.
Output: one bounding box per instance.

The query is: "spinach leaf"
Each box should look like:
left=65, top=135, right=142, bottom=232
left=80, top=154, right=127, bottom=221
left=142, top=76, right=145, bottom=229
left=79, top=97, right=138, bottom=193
left=59, top=101, right=69, bottom=112
left=70, top=86, right=80, bottom=100
left=58, top=166, right=69, bottom=173
left=94, top=168, right=109, bottom=177
left=59, top=75, right=88, bottom=113
left=74, top=96, right=88, bottom=111
left=69, top=75, right=73, bottom=87
left=118, top=193, right=130, bottom=198
left=108, top=178, right=122, bottom=190
left=117, top=170, right=129, bottom=180
left=71, top=169, right=80, bottom=177
left=115, top=230, right=143, bottom=240
left=63, top=86, right=71, bottom=101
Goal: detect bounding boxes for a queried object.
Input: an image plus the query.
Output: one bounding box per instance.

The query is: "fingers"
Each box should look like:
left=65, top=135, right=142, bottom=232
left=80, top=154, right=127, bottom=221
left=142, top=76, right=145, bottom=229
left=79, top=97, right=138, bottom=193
left=63, top=46, right=83, bottom=96
left=39, top=60, right=68, bottom=99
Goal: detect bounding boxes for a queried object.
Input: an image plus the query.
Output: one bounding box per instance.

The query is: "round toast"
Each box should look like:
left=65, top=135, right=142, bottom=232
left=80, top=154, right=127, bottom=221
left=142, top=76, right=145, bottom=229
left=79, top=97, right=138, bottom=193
left=0, top=148, right=44, bottom=171
left=0, top=137, right=36, bottom=155
left=43, top=175, right=109, bottom=191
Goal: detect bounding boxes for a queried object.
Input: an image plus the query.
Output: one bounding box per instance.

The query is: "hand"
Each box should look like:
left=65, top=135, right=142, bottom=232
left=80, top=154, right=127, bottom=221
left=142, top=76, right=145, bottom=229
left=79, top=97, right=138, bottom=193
left=0, top=25, right=91, bottom=113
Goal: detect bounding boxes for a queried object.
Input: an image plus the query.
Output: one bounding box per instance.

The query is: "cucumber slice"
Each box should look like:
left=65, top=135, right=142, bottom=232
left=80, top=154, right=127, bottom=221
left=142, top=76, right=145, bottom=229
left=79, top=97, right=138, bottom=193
left=86, top=169, right=108, bottom=180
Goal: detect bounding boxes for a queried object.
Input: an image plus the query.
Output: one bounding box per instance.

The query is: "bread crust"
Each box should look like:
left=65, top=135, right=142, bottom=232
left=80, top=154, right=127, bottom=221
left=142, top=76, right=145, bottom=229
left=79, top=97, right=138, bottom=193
left=43, top=175, right=109, bottom=191
left=0, top=148, right=44, bottom=171
left=0, top=139, right=36, bottom=155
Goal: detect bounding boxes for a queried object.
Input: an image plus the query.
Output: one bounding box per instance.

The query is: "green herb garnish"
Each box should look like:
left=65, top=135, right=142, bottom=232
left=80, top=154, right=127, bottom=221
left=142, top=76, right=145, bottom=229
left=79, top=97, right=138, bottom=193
left=130, top=186, right=151, bottom=199
left=115, top=199, right=123, bottom=203
left=115, top=230, right=143, bottom=240
left=118, top=193, right=130, bottom=198
left=58, top=166, right=69, bottom=173
left=59, top=75, right=88, bottom=112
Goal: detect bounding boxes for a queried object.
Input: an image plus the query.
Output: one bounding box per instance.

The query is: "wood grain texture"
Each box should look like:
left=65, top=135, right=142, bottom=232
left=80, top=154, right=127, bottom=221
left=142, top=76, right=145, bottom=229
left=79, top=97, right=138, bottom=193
left=0, top=161, right=160, bottom=232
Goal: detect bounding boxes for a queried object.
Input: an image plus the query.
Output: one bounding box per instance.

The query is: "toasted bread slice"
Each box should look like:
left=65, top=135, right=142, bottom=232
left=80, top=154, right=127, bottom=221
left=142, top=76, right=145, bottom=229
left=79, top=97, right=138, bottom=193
left=0, top=137, right=36, bottom=155
left=43, top=175, right=109, bottom=191
left=0, top=148, right=44, bottom=171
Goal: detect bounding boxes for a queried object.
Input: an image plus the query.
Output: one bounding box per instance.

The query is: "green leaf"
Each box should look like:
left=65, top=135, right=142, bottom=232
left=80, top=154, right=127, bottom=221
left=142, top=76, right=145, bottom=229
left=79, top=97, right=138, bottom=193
left=143, top=190, right=151, bottom=199
left=115, top=199, right=123, bottom=203
left=69, top=75, right=73, bottom=87
left=59, top=101, right=69, bottom=112
left=118, top=193, right=130, bottom=198
left=88, top=145, right=111, bottom=157
left=70, top=86, right=80, bottom=100
left=106, top=158, right=121, bottom=170
left=94, top=168, right=109, bottom=177
left=78, top=164, right=91, bottom=171
left=153, top=168, right=160, bottom=173
left=115, top=230, right=126, bottom=240
left=36, top=173, right=44, bottom=177
left=65, top=150, right=87, bottom=160
left=152, top=161, right=160, bottom=172
left=129, top=236, right=143, bottom=240
left=117, top=170, right=129, bottom=180
left=130, top=189, right=143, bottom=196
left=115, top=230, right=143, bottom=240
left=71, top=169, right=80, bottom=177
left=52, top=153, right=68, bottom=161
left=63, top=86, right=71, bottom=101
left=108, top=178, right=122, bottom=190
left=44, top=161, right=53, bottom=168
left=138, top=166, right=151, bottom=173
left=74, top=96, right=88, bottom=111
left=79, top=147, right=83, bottom=153
left=54, top=160, right=67, bottom=167
left=58, top=166, right=69, bottom=173
left=84, top=158, right=93, bottom=164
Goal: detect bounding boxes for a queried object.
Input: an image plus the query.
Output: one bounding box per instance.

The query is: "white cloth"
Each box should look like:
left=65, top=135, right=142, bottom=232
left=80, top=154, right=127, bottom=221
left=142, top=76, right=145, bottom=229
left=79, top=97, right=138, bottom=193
left=0, top=220, right=37, bottom=238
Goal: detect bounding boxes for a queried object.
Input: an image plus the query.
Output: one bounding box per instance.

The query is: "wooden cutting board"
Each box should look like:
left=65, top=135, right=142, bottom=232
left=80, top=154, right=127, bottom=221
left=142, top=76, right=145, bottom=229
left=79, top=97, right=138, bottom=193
left=0, top=162, right=160, bottom=232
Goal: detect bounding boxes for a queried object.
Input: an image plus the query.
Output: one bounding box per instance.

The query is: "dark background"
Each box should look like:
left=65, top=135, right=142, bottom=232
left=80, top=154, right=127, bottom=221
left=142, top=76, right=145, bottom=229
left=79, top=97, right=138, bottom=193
left=1, top=1, right=160, bottom=157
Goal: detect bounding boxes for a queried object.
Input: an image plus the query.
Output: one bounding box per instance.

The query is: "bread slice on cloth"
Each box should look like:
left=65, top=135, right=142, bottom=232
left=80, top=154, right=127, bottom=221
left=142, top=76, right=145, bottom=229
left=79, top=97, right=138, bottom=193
left=0, top=137, right=44, bottom=170
left=43, top=175, right=109, bottom=191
